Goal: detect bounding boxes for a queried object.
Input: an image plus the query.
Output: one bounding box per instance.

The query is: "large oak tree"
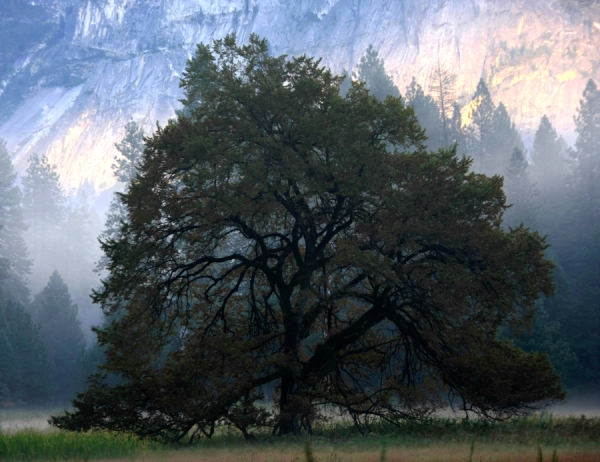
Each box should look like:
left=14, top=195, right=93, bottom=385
left=53, top=35, right=563, bottom=441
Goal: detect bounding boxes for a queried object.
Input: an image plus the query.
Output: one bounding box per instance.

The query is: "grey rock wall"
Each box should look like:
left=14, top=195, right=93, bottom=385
left=0, top=0, right=597, bottom=191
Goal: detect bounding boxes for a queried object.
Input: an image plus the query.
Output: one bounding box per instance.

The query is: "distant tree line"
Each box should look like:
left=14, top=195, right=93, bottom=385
left=356, top=47, right=599, bottom=388
left=0, top=123, right=138, bottom=404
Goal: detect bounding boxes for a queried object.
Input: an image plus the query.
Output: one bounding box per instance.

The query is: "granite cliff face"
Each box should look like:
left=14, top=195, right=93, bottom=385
left=0, top=0, right=598, bottom=192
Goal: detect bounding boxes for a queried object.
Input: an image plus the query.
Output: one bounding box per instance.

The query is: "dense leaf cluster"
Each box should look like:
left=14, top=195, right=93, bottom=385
left=53, top=35, right=564, bottom=440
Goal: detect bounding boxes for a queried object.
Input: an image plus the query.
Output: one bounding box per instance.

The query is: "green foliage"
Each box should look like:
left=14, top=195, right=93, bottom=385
left=428, top=62, right=457, bottom=147
left=22, top=154, right=66, bottom=225
left=572, top=79, right=600, bottom=226
left=55, top=34, right=563, bottom=441
left=489, top=103, right=524, bottom=174
left=551, top=79, right=600, bottom=386
left=33, top=271, right=85, bottom=402
left=22, top=153, right=98, bottom=314
left=96, top=121, right=145, bottom=273
left=465, top=80, right=495, bottom=170
left=405, top=77, right=445, bottom=150
left=354, top=45, right=400, bottom=101
left=112, top=121, right=145, bottom=184
left=304, top=439, right=316, bottom=462
left=465, top=80, right=523, bottom=175
left=73, top=340, right=106, bottom=393
left=0, top=140, right=31, bottom=305
left=503, top=147, right=538, bottom=229
left=0, top=430, right=152, bottom=461
left=448, top=102, right=467, bottom=155
left=0, top=299, right=53, bottom=404
left=22, top=154, right=67, bottom=291
left=532, top=115, right=567, bottom=185
left=0, top=328, right=20, bottom=401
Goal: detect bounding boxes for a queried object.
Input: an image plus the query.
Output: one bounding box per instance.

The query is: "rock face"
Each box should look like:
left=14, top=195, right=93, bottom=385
left=0, top=0, right=598, bottom=192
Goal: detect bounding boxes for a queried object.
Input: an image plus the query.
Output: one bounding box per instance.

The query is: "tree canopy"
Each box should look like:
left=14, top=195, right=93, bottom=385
left=53, top=35, right=564, bottom=441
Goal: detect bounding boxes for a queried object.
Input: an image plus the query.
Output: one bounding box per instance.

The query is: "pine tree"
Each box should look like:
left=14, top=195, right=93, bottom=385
left=532, top=115, right=566, bottom=184
left=62, top=199, right=97, bottom=305
left=354, top=45, right=400, bottom=101
left=428, top=62, right=457, bottom=146
left=34, top=271, right=85, bottom=402
left=0, top=298, right=54, bottom=404
left=22, top=154, right=67, bottom=292
left=512, top=300, right=580, bottom=387
left=466, top=79, right=496, bottom=172
left=504, top=147, right=538, bottom=229
left=560, top=79, right=600, bottom=385
left=447, top=101, right=467, bottom=156
left=569, top=231, right=600, bottom=382
left=405, top=77, right=444, bottom=150
left=96, top=121, right=145, bottom=272
left=1, top=299, right=54, bottom=403
left=0, top=326, right=20, bottom=402
left=488, top=103, right=524, bottom=175
left=112, top=120, right=145, bottom=184
left=0, top=140, right=31, bottom=305
left=531, top=116, right=569, bottom=248
left=572, top=79, right=600, bottom=227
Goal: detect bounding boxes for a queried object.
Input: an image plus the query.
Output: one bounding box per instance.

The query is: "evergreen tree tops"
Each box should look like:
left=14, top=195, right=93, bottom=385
left=22, top=153, right=67, bottom=225
left=504, top=147, right=539, bottom=229
left=572, top=79, right=600, bottom=221
left=96, top=120, right=145, bottom=273
left=464, top=79, right=523, bottom=175
left=532, top=115, right=567, bottom=184
left=22, top=153, right=67, bottom=291
left=354, top=45, right=400, bottom=101
left=405, top=77, right=444, bottom=150
left=574, top=79, right=600, bottom=162
left=112, top=120, right=145, bottom=184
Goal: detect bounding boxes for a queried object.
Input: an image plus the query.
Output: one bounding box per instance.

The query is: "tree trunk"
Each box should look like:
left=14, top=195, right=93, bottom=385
left=277, top=372, right=301, bottom=435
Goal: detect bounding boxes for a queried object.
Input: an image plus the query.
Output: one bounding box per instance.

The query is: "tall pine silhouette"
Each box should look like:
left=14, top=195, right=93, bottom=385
left=354, top=45, right=400, bottom=101
left=34, top=271, right=85, bottom=402
left=22, top=154, right=67, bottom=292
left=0, top=140, right=31, bottom=305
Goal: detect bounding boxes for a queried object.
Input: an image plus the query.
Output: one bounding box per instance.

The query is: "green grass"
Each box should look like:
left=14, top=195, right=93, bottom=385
left=0, top=414, right=598, bottom=461
left=0, top=430, right=155, bottom=461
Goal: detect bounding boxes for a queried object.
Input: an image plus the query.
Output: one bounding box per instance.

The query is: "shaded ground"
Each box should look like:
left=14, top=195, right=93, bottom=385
left=91, top=445, right=600, bottom=462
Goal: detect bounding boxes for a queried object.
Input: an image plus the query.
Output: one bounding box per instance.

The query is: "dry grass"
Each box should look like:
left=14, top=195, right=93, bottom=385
left=77, top=443, right=600, bottom=462
left=2, top=410, right=599, bottom=461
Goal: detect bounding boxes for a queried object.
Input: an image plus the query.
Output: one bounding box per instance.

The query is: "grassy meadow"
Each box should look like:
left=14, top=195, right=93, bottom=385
left=1, top=409, right=599, bottom=461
